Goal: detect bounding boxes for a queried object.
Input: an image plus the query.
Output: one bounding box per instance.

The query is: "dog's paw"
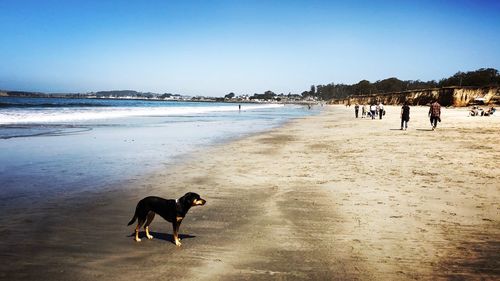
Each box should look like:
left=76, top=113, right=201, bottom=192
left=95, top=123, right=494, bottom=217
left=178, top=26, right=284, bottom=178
left=146, top=234, right=154, bottom=240
left=134, top=238, right=142, bottom=242
left=175, top=240, right=182, bottom=246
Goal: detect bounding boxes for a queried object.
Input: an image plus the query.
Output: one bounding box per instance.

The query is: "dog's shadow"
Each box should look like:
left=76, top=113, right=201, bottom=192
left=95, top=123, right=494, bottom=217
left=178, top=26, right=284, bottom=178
left=128, top=231, right=196, bottom=244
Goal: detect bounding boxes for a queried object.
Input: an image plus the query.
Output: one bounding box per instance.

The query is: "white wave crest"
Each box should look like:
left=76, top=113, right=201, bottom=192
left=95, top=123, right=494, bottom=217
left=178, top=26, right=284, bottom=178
left=0, top=103, right=284, bottom=124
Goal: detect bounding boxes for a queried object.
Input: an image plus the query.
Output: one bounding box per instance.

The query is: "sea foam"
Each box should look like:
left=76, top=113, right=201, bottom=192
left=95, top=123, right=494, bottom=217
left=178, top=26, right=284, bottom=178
left=0, top=103, right=283, bottom=124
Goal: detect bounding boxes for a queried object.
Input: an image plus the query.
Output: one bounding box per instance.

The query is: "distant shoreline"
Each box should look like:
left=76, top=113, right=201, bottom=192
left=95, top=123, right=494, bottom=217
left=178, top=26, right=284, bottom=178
left=0, top=94, right=319, bottom=106
left=3, top=85, right=499, bottom=107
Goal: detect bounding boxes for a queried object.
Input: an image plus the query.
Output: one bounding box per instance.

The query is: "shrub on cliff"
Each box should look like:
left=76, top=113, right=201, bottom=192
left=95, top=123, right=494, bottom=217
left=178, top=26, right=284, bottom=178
left=438, top=68, right=500, bottom=87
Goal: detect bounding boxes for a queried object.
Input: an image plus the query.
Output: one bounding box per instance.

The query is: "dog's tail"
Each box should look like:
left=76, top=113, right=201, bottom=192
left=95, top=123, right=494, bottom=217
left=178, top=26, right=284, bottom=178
left=127, top=208, right=138, bottom=226
left=127, top=215, right=137, bottom=226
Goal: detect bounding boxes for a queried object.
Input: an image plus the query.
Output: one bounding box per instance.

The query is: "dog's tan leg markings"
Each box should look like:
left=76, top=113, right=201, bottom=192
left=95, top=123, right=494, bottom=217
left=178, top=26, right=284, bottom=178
left=145, top=226, right=153, bottom=240
left=134, top=226, right=141, bottom=242
left=135, top=218, right=145, bottom=242
left=144, top=212, right=155, bottom=239
left=173, top=221, right=182, bottom=246
left=175, top=217, right=183, bottom=245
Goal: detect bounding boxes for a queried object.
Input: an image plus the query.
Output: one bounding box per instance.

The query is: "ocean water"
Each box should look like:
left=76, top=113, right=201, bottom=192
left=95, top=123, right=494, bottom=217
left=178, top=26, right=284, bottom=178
left=0, top=97, right=318, bottom=201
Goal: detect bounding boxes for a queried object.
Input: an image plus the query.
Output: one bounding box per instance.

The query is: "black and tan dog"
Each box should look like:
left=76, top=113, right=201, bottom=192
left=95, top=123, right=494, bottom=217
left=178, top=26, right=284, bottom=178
left=127, top=192, right=206, bottom=246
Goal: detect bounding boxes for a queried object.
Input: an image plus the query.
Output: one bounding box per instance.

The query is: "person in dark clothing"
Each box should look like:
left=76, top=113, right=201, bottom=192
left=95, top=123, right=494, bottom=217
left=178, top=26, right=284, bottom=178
left=428, top=100, right=441, bottom=130
left=378, top=102, right=385, bottom=119
left=354, top=104, right=359, bottom=118
left=400, top=102, right=410, bottom=130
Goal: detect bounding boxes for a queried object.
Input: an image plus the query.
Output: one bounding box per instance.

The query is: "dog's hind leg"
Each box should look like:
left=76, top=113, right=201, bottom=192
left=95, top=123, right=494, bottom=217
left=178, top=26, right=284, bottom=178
left=134, top=218, right=145, bottom=242
left=144, top=211, right=155, bottom=240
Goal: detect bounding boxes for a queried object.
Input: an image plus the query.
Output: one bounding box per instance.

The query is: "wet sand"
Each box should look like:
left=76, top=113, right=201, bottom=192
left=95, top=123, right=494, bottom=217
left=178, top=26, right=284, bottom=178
left=0, top=105, right=498, bottom=280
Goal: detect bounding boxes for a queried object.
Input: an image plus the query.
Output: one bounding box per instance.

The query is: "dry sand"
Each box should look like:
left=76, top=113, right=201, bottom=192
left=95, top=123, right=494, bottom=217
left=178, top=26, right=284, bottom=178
left=0, top=105, right=498, bottom=280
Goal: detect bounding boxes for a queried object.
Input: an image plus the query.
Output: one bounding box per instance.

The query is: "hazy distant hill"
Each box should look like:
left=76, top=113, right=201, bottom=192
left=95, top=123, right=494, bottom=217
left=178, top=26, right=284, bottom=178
left=0, top=90, right=161, bottom=99
left=94, top=90, right=157, bottom=98
left=1, top=91, right=47, bottom=97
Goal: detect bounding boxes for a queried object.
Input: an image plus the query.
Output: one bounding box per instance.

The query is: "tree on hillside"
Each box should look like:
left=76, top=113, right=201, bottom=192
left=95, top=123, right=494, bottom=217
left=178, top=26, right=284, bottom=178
left=353, top=80, right=375, bottom=95
left=439, top=68, right=500, bottom=87
left=310, top=85, right=316, bottom=96
left=406, top=80, right=438, bottom=90
left=373, top=78, right=404, bottom=93
left=305, top=68, right=498, bottom=101
left=250, top=90, right=276, bottom=100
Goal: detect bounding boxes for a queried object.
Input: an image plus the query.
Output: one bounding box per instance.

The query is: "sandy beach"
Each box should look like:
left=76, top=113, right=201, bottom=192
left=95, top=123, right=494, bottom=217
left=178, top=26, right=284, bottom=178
left=0, top=105, right=498, bottom=280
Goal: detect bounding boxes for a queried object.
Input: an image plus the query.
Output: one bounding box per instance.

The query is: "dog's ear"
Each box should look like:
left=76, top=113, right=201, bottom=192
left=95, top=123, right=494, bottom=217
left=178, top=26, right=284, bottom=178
left=184, top=192, right=201, bottom=200
left=180, top=192, right=191, bottom=203
left=179, top=192, right=194, bottom=205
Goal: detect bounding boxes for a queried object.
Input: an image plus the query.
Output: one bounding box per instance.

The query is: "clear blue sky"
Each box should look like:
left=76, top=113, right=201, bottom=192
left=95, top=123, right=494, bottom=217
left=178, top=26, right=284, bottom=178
left=0, top=0, right=499, bottom=96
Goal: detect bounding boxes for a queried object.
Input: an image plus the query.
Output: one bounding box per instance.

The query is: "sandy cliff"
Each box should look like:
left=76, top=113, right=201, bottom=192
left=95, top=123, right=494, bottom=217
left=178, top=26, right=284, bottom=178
left=330, top=86, right=499, bottom=106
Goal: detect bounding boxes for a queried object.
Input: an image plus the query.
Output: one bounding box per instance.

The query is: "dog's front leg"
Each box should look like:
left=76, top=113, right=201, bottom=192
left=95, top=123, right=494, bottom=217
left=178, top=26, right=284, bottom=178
left=172, top=222, right=181, bottom=246
left=172, top=218, right=183, bottom=246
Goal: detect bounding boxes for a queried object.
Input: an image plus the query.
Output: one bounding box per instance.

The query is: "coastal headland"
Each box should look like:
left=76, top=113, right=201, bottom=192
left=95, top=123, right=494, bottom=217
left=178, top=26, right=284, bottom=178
left=0, top=105, right=498, bottom=280
left=331, top=86, right=500, bottom=107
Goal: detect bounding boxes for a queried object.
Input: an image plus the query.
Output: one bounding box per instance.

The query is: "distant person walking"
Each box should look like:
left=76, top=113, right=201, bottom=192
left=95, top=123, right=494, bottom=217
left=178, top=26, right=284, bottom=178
left=361, top=104, right=367, bottom=118
left=354, top=104, right=359, bottom=118
left=378, top=102, right=385, bottom=119
left=428, top=100, right=441, bottom=130
left=370, top=104, right=376, bottom=119
left=400, top=102, right=410, bottom=130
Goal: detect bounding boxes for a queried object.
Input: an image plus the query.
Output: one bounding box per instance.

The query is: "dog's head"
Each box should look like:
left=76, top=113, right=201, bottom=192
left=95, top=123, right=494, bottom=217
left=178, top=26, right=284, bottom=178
left=181, top=192, right=206, bottom=207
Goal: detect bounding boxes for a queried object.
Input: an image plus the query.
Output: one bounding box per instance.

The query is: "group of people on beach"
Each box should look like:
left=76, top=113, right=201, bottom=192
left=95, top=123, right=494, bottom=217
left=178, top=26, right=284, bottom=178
left=468, top=106, right=496, bottom=117
left=354, top=103, right=385, bottom=120
left=353, top=100, right=443, bottom=131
